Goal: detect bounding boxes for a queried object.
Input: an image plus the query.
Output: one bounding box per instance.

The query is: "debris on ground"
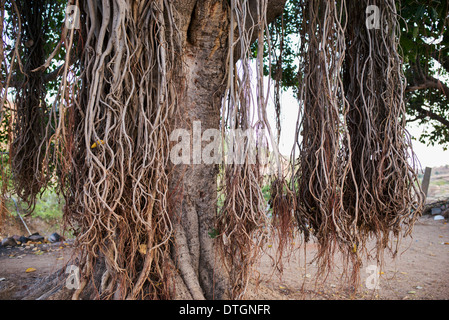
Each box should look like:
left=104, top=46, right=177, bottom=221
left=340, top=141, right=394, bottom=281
left=27, top=233, right=45, bottom=242
left=1, top=237, right=18, bottom=247
left=48, top=232, right=64, bottom=243
left=424, top=198, right=449, bottom=217
left=0, top=232, right=74, bottom=255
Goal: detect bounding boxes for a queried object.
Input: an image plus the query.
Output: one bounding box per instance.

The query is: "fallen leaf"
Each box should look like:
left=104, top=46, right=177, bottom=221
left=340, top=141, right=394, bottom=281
left=138, top=244, right=147, bottom=255
left=91, top=140, right=105, bottom=149
left=25, top=267, right=36, bottom=273
left=407, top=290, right=416, bottom=294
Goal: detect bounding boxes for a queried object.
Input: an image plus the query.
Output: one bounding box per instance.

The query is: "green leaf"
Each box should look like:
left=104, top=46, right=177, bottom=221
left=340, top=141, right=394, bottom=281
left=208, top=228, right=219, bottom=239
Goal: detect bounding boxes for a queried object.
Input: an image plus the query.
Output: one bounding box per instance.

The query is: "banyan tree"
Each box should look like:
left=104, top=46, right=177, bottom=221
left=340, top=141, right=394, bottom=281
left=0, top=0, right=425, bottom=300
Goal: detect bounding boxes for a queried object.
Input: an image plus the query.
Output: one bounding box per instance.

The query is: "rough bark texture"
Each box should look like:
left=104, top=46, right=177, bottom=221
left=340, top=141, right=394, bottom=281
left=168, top=0, right=286, bottom=300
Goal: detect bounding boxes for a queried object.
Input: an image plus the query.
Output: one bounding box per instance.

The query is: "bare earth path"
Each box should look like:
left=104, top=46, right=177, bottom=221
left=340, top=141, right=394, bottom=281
left=0, top=215, right=448, bottom=300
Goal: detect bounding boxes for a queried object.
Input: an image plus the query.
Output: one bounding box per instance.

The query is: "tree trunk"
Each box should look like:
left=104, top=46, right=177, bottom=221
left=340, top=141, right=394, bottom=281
left=168, top=0, right=285, bottom=299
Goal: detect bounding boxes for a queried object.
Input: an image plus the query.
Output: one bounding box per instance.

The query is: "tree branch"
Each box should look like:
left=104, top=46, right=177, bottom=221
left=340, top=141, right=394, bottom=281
left=4, top=54, right=77, bottom=89
left=249, top=0, right=287, bottom=27
left=409, top=104, right=449, bottom=128
left=406, top=75, right=449, bottom=98
left=230, top=0, right=286, bottom=60
left=432, top=50, right=449, bottom=72
left=421, top=42, right=449, bottom=73
left=42, top=54, right=77, bottom=83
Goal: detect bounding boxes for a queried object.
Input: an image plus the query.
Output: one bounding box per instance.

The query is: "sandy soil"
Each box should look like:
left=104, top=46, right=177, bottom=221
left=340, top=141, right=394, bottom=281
left=1, top=215, right=448, bottom=300
left=249, top=214, right=449, bottom=300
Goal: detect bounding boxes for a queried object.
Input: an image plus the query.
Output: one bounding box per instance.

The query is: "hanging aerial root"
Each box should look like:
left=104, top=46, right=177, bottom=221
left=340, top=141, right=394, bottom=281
left=216, top=0, right=282, bottom=299
left=9, top=0, right=50, bottom=212
left=268, top=177, right=297, bottom=273
left=217, top=162, right=268, bottom=299
left=291, top=0, right=353, bottom=276
left=287, top=0, right=424, bottom=284
left=342, top=0, right=424, bottom=260
left=60, top=0, right=179, bottom=300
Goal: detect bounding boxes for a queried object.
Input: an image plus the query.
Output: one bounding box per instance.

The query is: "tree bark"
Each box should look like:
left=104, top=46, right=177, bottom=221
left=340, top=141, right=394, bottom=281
left=168, top=0, right=230, bottom=300
left=167, top=0, right=286, bottom=300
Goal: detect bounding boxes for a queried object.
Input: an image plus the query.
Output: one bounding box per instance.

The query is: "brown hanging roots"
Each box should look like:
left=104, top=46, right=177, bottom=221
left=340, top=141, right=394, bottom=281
left=286, top=0, right=424, bottom=285
left=2, top=0, right=426, bottom=300
left=217, top=0, right=272, bottom=299
left=0, top=0, right=8, bottom=233
left=289, top=0, right=353, bottom=281
left=9, top=0, right=50, bottom=212
left=61, top=0, right=179, bottom=299
left=342, top=0, right=424, bottom=268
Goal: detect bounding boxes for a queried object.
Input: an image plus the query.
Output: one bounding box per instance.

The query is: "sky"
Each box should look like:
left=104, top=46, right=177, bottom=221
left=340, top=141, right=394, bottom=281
left=406, top=123, right=448, bottom=170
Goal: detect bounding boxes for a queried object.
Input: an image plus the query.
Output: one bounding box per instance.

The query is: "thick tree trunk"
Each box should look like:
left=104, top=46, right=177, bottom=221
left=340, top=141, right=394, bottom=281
left=168, top=0, right=285, bottom=300
left=168, top=0, right=230, bottom=300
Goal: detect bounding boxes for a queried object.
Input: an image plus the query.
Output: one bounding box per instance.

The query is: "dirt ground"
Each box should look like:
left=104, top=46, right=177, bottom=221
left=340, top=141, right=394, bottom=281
left=0, top=241, right=74, bottom=299
left=1, top=214, right=448, bottom=300
left=249, top=214, right=449, bottom=300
